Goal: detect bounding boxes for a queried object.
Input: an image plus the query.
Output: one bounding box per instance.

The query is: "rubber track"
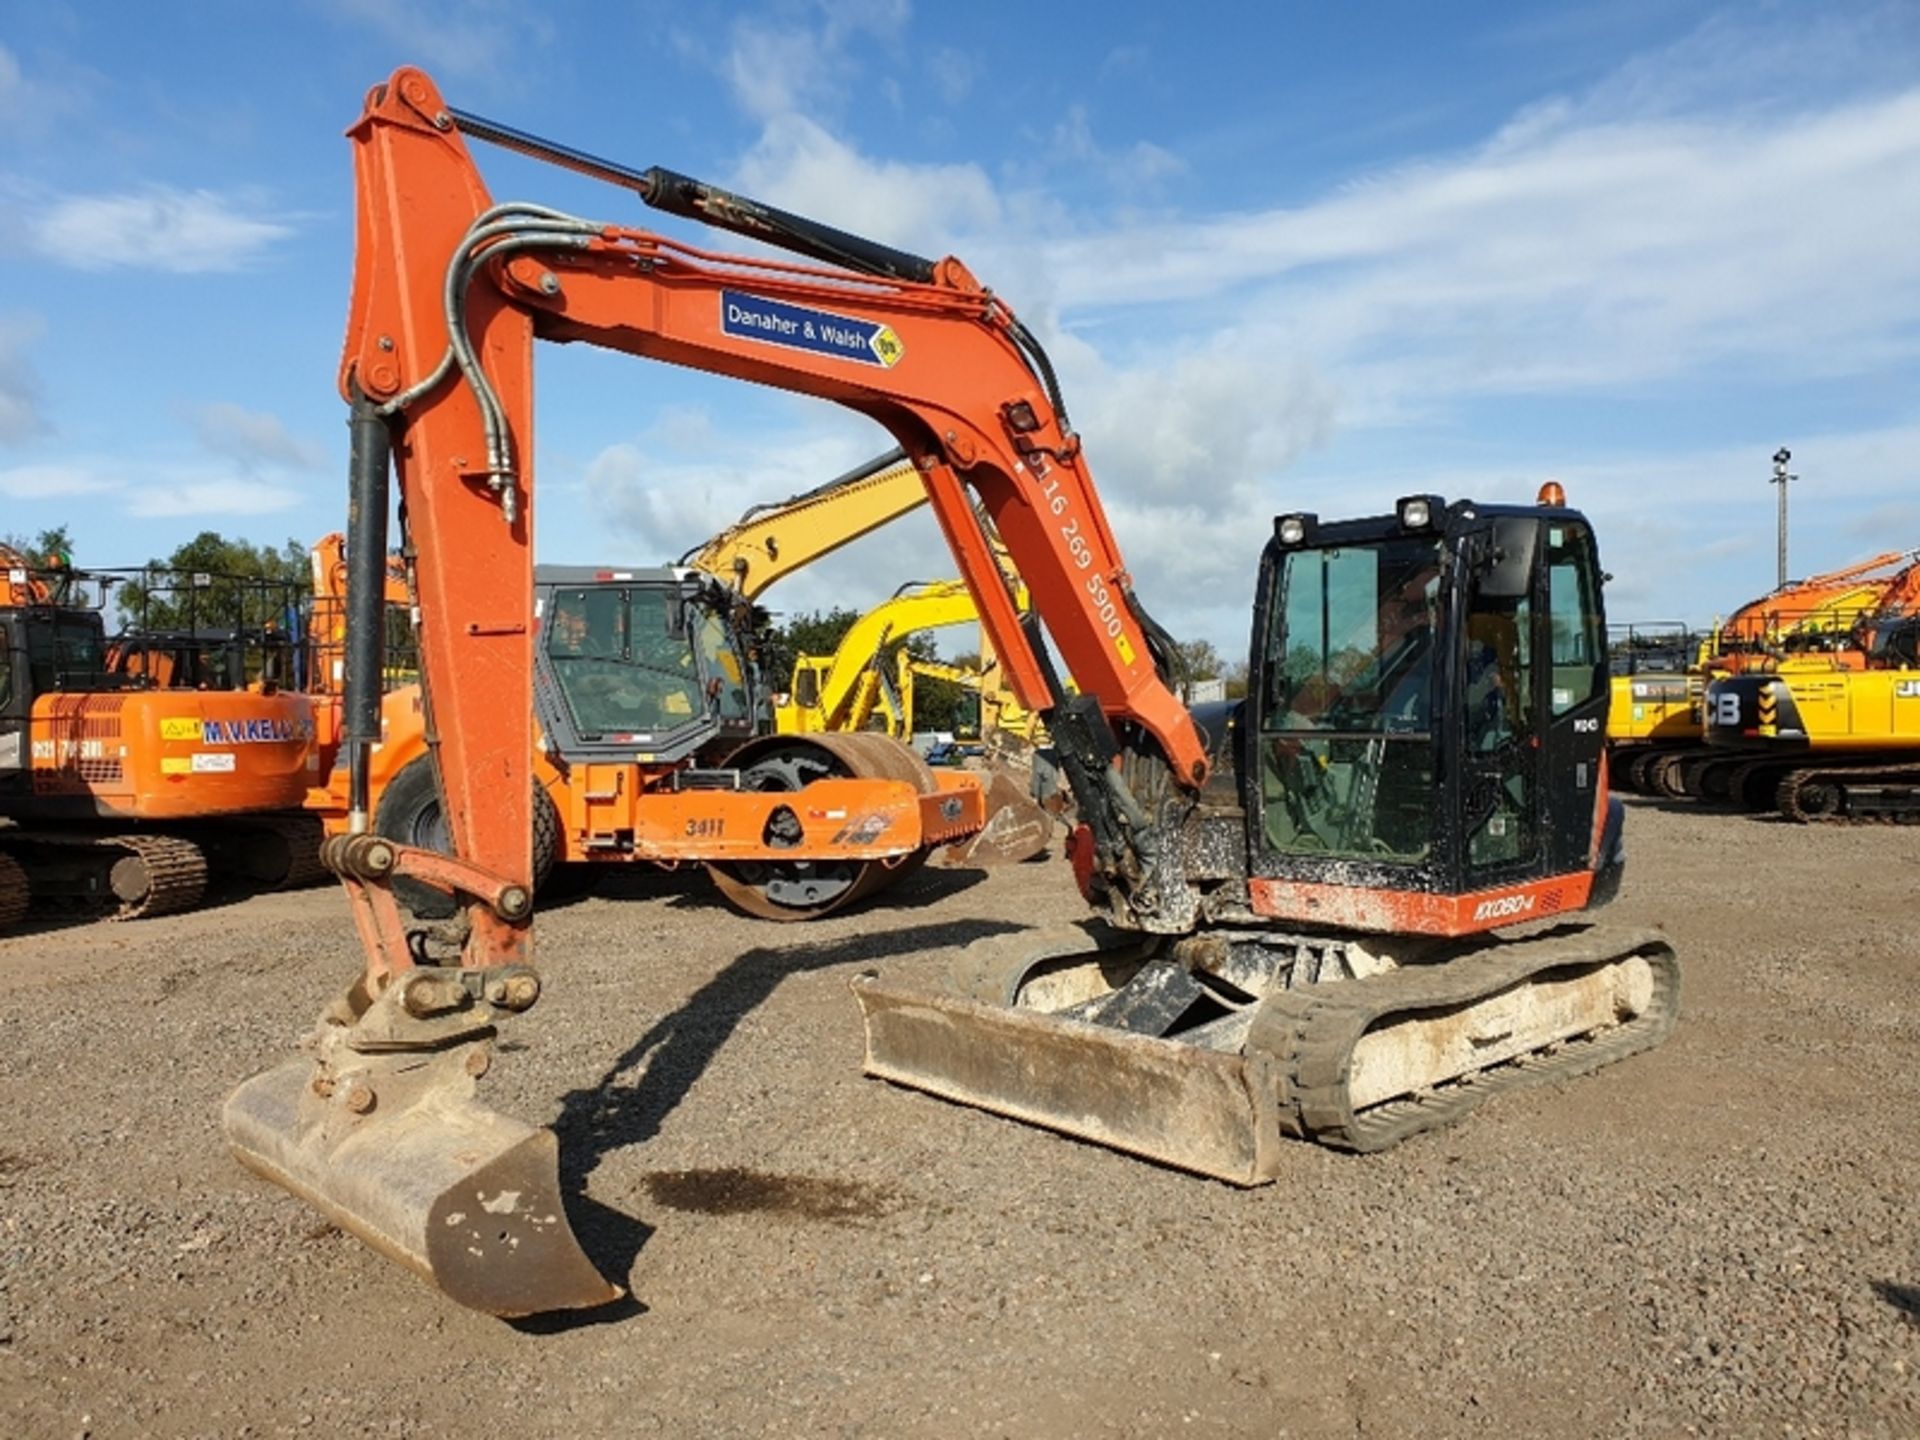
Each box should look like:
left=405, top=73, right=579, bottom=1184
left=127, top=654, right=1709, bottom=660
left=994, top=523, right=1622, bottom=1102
left=106, top=834, right=209, bottom=919
left=1777, top=762, right=1920, bottom=824
left=1246, top=926, right=1680, bottom=1153
left=1727, top=759, right=1785, bottom=812
left=0, top=852, right=28, bottom=931
left=255, top=815, right=330, bottom=889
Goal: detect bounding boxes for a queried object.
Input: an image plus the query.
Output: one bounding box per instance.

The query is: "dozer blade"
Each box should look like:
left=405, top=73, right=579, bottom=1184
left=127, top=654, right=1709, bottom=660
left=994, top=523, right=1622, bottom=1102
left=939, top=769, right=1053, bottom=867
left=851, top=974, right=1284, bottom=1184
left=223, top=1047, right=621, bottom=1317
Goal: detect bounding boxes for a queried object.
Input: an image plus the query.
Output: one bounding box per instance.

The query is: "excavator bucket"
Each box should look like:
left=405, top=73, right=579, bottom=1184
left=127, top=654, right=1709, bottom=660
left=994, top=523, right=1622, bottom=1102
left=939, top=769, right=1053, bottom=867
left=223, top=1042, right=621, bottom=1317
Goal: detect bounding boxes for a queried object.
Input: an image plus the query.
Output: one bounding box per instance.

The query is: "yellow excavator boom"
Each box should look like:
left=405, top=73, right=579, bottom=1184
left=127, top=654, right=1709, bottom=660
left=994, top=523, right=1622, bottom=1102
left=685, top=448, right=932, bottom=603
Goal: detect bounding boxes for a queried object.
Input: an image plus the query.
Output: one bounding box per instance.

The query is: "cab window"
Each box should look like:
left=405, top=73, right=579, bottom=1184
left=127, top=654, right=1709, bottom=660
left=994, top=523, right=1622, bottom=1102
left=1545, top=524, right=1604, bottom=716
left=546, top=587, right=703, bottom=738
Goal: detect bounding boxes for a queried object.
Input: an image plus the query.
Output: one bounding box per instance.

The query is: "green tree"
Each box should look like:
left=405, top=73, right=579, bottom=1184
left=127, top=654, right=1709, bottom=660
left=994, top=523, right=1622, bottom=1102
left=1, top=524, right=75, bottom=564
left=1172, top=637, right=1226, bottom=683
left=761, top=605, right=864, bottom=691
left=763, top=605, right=976, bottom=733
left=116, top=531, right=308, bottom=634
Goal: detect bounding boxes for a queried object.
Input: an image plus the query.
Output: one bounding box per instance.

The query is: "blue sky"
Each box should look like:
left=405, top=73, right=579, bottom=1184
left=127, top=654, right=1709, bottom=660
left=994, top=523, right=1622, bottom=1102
left=3, top=1, right=1919, bottom=654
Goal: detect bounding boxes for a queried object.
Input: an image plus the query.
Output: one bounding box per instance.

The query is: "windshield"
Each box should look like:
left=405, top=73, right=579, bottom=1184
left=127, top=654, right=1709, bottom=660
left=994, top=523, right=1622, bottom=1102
left=546, top=585, right=704, bottom=738
left=1259, top=537, right=1441, bottom=862
left=1267, top=539, right=1442, bottom=734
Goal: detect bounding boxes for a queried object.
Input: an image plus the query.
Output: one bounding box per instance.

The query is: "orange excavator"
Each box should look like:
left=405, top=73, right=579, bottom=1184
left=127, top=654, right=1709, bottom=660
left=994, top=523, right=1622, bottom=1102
left=0, top=547, right=321, bottom=924
left=224, top=71, right=1678, bottom=1315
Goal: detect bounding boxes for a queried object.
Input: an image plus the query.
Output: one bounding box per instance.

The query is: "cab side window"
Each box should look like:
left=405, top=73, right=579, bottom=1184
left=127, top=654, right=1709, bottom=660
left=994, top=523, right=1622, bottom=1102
left=1546, top=524, right=1604, bottom=716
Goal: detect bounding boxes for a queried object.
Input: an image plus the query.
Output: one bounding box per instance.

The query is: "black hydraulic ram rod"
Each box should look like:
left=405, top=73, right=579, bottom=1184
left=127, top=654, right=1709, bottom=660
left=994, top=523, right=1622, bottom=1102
left=447, top=106, right=938, bottom=284
left=343, top=397, right=393, bottom=834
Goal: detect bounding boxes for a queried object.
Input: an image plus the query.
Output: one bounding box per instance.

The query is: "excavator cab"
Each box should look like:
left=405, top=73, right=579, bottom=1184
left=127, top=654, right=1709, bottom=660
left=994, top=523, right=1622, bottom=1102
left=1250, top=497, right=1615, bottom=911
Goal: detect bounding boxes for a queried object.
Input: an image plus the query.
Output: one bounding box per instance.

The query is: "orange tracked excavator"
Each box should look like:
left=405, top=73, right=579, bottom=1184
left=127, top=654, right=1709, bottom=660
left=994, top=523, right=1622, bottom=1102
left=224, top=72, right=1678, bottom=1315
left=0, top=547, right=322, bottom=924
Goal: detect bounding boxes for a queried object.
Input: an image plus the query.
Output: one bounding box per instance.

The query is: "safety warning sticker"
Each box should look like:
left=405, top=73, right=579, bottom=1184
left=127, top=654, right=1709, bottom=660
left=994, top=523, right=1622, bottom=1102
left=159, top=717, right=201, bottom=741
left=721, top=290, right=903, bottom=368
left=192, top=753, right=237, bottom=773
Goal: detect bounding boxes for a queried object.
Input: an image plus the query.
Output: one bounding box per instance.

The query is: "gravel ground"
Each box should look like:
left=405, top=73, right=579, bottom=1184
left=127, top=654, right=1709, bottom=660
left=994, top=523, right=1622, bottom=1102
left=2, top=799, right=1916, bottom=1438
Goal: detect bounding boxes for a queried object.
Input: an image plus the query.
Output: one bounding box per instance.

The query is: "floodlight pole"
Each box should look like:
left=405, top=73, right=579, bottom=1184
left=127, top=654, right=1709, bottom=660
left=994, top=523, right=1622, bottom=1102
left=1770, top=447, right=1795, bottom=590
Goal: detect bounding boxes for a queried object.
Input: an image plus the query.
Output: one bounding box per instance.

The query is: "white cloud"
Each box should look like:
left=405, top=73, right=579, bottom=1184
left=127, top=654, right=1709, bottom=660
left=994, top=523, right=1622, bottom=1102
left=0, top=315, right=47, bottom=445
left=1036, top=87, right=1920, bottom=406
left=127, top=478, right=301, bottom=518
left=188, top=402, right=325, bottom=472
left=29, top=187, right=294, bottom=273
left=733, top=115, right=1001, bottom=257
left=0, top=462, right=117, bottom=499
left=583, top=419, right=893, bottom=563
left=0, top=454, right=304, bottom=519
left=1045, top=105, right=1184, bottom=188
left=927, top=48, right=977, bottom=106
left=721, top=2, right=909, bottom=123
left=0, top=42, right=95, bottom=133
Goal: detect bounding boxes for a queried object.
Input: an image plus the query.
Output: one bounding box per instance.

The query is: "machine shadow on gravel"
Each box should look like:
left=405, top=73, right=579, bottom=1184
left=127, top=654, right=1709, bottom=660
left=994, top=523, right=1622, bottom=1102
left=1617, top=794, right=1792, bottom=823
left=548, top=915, right=1025, bottom=1296
left=5, top=882, right=306, bottom=938
left=1872, top=1280, right=1920, bottom=1325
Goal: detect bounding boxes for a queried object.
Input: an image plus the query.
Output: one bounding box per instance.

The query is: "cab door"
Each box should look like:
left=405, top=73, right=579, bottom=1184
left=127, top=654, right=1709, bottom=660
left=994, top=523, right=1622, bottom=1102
left=1536, top=520, right=1609, bottom=873
left=1454, top=520, right=1543, bottom=882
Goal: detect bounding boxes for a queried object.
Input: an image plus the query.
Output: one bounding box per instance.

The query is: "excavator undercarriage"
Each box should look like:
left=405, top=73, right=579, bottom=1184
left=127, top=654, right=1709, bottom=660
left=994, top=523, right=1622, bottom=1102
left=856, top=921, right=1677, bottom=1180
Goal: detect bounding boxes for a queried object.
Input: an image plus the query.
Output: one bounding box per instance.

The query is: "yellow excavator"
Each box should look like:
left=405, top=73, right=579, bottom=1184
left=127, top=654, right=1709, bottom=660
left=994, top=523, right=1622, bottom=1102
left=1608, top=550, right=1919, bottom=800
left=776, top=579, right=996, bottom=735
left=684, top=447, right=930, bottom=612
left=771, top=579, right=1059, bottom=867
left=773, top=577, right=1055, bottom=861
left=1699, top=564, right=1920, bottom=820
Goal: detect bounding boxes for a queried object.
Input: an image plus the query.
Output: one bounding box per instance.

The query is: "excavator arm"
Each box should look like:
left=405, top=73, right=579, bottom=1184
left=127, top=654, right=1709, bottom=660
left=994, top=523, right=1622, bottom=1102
left=685, top=448, right=930, bottom=603
left=782, top=579, right=990, bottom=734
left=226, top=67, right=1209, bottom=1317
left=338, top=69, right=1207, bottom=931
